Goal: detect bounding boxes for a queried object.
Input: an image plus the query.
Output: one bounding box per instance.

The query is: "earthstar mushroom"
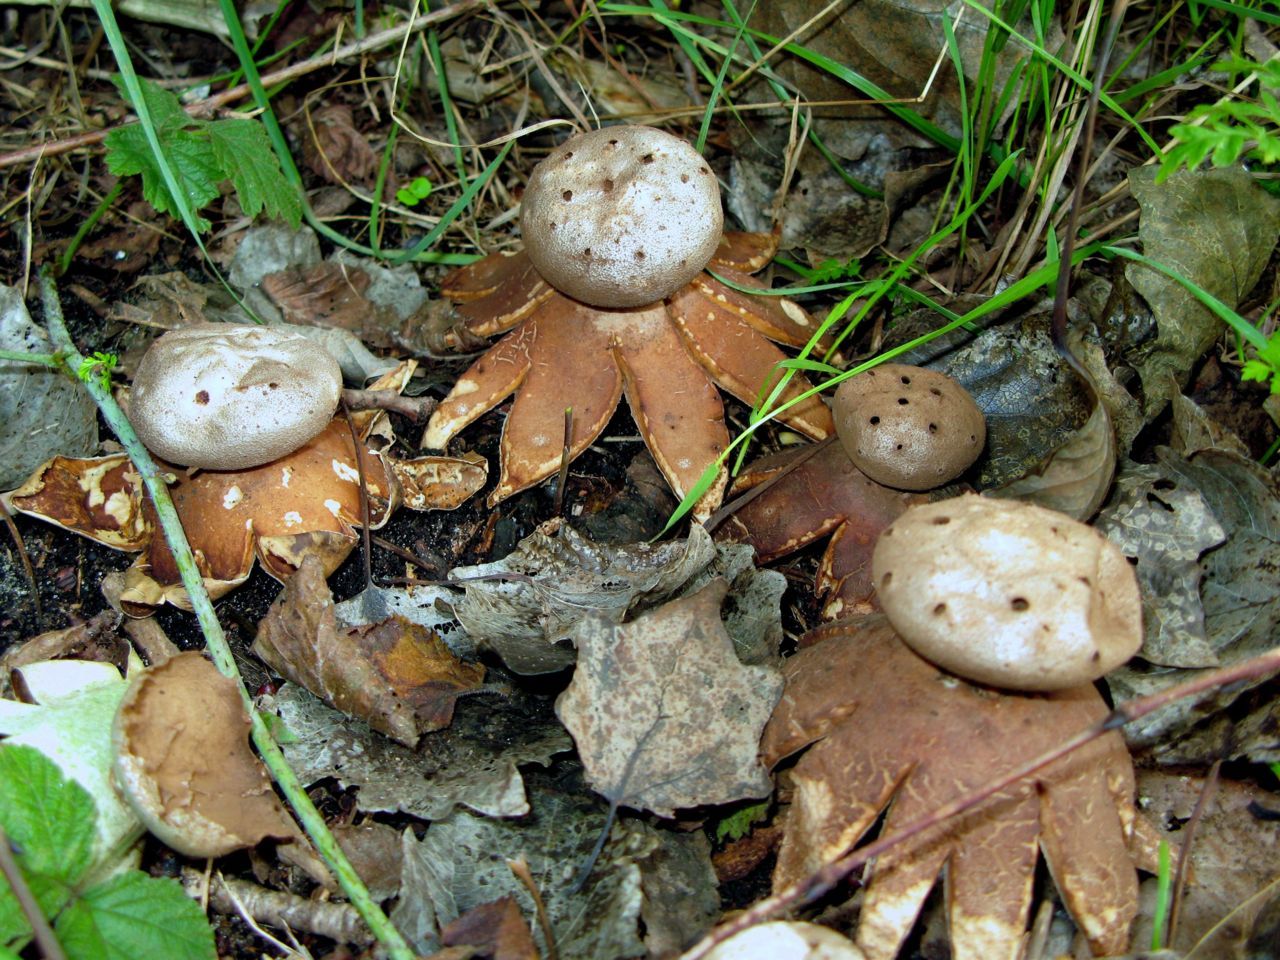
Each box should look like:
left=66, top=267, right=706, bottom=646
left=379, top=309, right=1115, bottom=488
left=871, top=494, right=1142, bottom=691
left=129, top=323, right=343, bottom=470
left=833, top=363, right=985, bottom=491
left=424, top=125, right=835, bottom=517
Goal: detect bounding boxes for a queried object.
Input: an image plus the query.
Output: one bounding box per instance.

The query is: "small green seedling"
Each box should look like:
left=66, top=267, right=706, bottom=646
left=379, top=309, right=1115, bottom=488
left=713, top=799, right=770, bottom=844
left=395, top=176, right=434, bottom=208
left=1242, top=331, right=1280, bottom=394
left=0, top=744, right=215, bottom=959
left=75, top=352, right=118, bottom=393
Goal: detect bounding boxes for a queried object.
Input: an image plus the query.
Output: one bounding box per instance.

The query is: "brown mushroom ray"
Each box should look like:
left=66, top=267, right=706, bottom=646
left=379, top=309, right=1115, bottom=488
left=426, top=236, right=835, bottom=516
left=762, top=617, right=1162, bottom=960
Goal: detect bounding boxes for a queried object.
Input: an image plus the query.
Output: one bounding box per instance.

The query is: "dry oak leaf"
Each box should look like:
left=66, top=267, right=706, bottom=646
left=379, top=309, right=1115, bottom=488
left=761, top=616, right=1162, bottom=960
left=112, top=651, right=297, bottom=858
left=556, top=578, right=782, bottom=818
left=255, top=554, right=485, bottom=748
left=716, top=440, right=923, bottom=619
left=424, top=231, right=834, bottom=519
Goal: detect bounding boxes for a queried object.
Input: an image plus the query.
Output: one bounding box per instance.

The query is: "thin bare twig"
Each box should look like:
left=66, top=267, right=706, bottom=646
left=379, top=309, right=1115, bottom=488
left=0, top=0, right=483, bottom=170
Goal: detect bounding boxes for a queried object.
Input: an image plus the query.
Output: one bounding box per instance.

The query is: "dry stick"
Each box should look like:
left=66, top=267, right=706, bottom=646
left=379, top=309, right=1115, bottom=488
left=340, top=387, right=437, bottom=422
left=677, top=642, right=1280, bottom=960
left=0, top=824, right=66, bottom=960
left=1168, top=758, right=1221, bottom=947
left=0, top=497, right=41, bottom=620
left=556, top=407, right=573, bottom=518
left=0, top=0, right=483, bottom=170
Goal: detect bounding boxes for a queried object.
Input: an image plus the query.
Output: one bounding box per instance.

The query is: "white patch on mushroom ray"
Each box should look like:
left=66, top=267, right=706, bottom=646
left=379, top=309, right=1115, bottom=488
left=323, top=499, right=342, bottom=517
left=781, top=300, right=811, bottom=327
left=450, top=378, right=480, bottom=397
left=103, top=491, right=133, bottom=527
left=282, top=511, right=303, bottom=527
left=280, top=466, right=293, bottom=488
left=331, top=459, right=359, bottom=482
left=222, top=486, right=243, bottom=510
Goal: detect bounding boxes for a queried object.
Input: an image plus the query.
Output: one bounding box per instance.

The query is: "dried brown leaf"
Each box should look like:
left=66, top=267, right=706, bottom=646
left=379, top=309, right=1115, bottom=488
left=556, top=579, right=782, bottom=817
left=441, top=896, right=539, bottom=960
left=254, top=555, right=484, bottom=747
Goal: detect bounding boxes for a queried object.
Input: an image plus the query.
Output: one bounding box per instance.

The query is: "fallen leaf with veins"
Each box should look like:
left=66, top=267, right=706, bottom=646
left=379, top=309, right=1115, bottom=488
left=254, top=555, right=485, bottom=748
left=112, top=651, right=296, bottom=858
left=2, top=423, right=486, bottom=612
left=440, top=896, right=539, bottom=960
left=452, top=519, right=785, bottom=675
left=424, top=231, right=834, bottom=518
left=716, top=440, right=923, bottom=619
left=556, top=579, right=782, bottom=818
left=264, top=679, right=570, bottom=822
left=762, top=615, right=1162, bottom=960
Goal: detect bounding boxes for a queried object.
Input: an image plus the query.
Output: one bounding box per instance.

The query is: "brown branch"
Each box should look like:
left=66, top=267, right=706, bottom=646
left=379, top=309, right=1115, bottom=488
left=0, top=0, right=483, bottom=171
left=679, top=642, right=1280, bottom=960
left=339, top=387, right=437, bottom=423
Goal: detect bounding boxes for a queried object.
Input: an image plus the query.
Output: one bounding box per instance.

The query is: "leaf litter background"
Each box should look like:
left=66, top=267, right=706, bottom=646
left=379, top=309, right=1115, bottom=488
left=1, top=3, right=1280, bottom=960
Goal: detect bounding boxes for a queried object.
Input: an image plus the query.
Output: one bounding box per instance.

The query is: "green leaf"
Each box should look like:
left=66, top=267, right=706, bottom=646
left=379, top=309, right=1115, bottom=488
left=104, top=124, right=220, bottom=232
left=714, top=800, right=769, bottom=843
left=206, top=118, right=302, bottom=227
left=109, top=74, right=190, bottom=137
left=55, top=873, right=216, bottom=960
left=0, top=744, right=97, bottom=947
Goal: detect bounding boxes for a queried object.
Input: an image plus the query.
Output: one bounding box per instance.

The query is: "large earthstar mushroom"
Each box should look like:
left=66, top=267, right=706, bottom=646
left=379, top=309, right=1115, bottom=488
left=424, top=125, right=834, bottom=519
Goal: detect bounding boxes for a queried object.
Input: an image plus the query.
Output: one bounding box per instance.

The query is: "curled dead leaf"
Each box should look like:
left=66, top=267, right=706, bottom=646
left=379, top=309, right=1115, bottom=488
left=254, top=555, right=485, bottom=748
left=112, top=651, right=296, bottom=858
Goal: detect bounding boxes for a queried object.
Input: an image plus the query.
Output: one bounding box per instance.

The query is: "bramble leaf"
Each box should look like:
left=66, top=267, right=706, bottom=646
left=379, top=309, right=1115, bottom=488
left=207, top=119, right=302, bottom=228
left=55, top=872, right=216, bottom=960
left=0, top=744, right=96, bottom=949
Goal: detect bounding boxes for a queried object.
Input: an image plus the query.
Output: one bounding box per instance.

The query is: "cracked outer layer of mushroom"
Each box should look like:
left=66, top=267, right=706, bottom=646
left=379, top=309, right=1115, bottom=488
left=424, top=125, right=834, bottom=518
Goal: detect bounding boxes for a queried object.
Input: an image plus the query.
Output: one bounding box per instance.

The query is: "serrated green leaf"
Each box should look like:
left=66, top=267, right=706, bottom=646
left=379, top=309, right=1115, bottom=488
left=0, top=745, right=95, bottom=886
left=0, top=744, right=97, bottom=948
left=110, top=74, right=190, bottom=137
left=55, top=873, right=215, bottom=960
left=206, top=119, right=302, bottom=227
left=105, top=124, right=221, bottom=232
left=1242, top=359, right=1274, bottom=384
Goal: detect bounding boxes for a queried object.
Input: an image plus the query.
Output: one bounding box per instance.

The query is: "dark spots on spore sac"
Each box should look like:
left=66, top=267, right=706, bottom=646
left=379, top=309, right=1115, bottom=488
left=931, top=516, right=951, bottom=525
left=881, top=571, right=893, bottom=587
left=900, top=375, right=912, bottom=385
left=869, top=415, right=881, bottom=425
left=641, top=153, right=655, bottom=164
left=930, top=387, right=943, bottom=397
left=1010, top=597, right=1030, bottom=612
left=563, top=151, right=574, bottom=161
left=634, top=250, right=646, bottom=260
left=602, top=178, right=614, bottom=192
left=680, top=173, right=690, bottom=183
left=195, top=390, right=210, bottom=405
left=583, top=248, right=592, bottom=258
left=269, top=382, right=279, bottom=389
left=933, top=602, right=946, bottom=616
left=563, top=190, right=573, bottom=202
left=608, top=138, right=619, bottom=146
left=929, top=423, right=938, bottom=433
left=898, top=397, right=910, bottom=405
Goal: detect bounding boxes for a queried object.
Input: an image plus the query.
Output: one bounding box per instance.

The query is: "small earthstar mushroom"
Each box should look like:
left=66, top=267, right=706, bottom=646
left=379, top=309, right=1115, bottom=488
left=871, top=494, right=1142, bottom=691
left=129, top=323, right=342, bottom=470
left=832, top=363, right=985, bottom=491
left=520, top=125, right=723, bottom=307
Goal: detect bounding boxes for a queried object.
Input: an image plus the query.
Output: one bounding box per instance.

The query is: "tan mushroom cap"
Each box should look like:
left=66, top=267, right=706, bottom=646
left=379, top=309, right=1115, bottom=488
left=520, top=125, right=723, bottom=308
left=129, top=323, right=342, bottom=471
left=871, top=495, right=1142, bottom=691
left=833, top=363, right=985, bottom=491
